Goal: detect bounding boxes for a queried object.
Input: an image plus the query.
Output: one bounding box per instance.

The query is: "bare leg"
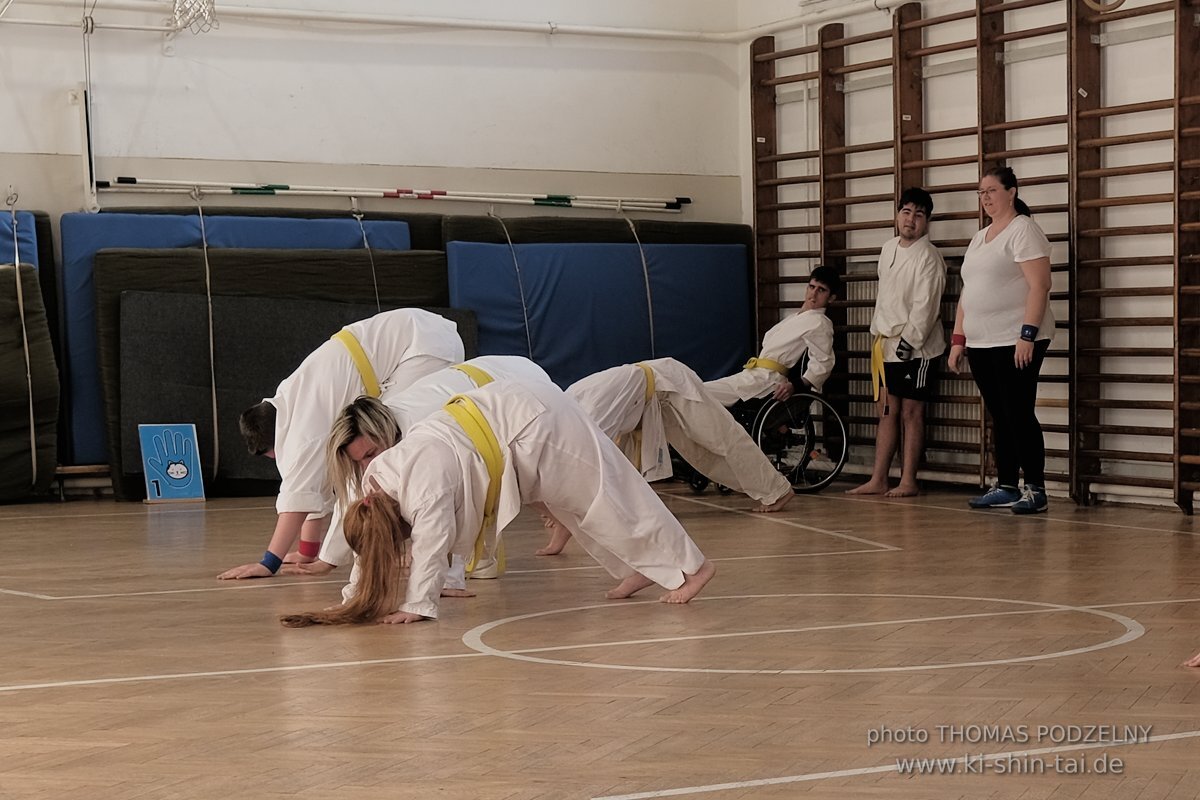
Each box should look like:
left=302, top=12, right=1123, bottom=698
left=606, top=572, right=656, bottom=600
left=660, top=560, right=716, bottom=604
left=536, top=511, right=572, bottom=556
left=753, top=491, right=795, bottom=513
left=847, top=394, right=899, bottom=495
left=886, top=398, right=924, bottom=497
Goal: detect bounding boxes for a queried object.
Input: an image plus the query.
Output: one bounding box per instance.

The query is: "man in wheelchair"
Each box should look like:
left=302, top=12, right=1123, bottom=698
left=702, top=265, right=839, bottom=406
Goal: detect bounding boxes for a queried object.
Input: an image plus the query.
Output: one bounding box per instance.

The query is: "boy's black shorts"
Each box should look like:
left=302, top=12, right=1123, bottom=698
left=883, top=357, right=938, bottom=402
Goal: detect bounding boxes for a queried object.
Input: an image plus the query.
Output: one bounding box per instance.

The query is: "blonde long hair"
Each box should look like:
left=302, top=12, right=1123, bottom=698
left=281, top=491, right=409, bottom=627
left=325, top=396, right=401, bottom=509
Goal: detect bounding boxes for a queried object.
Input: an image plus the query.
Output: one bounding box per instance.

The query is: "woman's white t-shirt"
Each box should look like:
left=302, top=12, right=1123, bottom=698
left=960, top=215, right=1054, bottom=348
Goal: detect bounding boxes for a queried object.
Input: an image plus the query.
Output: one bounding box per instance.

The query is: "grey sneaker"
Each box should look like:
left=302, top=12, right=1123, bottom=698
left=968, top=485, right=1021, bottom=508
left=1011, top=485, right=1048, bottom=515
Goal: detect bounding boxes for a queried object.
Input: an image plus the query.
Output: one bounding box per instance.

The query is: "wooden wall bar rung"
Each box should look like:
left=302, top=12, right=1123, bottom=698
left=982, top=0, right=1060, bottom=14
left=757, top=150, right=818, bottom=163
left=1077, top=193, right=1175, bottom=208
left=824, top=247, right=883, bottom=258
left=1082, top=424, right=1173, bottom=436
left=983, top=114, right=1069, bottom=133
left=758, top=175, right=821, bottom=187
left=899, top=8, right=975, bottom=30
left=1078, top=255, right=1174, bottom=267
left=1078, top=224, right=1175, bottom=237
left=1081, top=347, right=1173, bottom=357
left=1077, top=99, right=1175, bottom=119
left=770, top=249, right=821, bottom=259
left=761, top=72, right=819, bottom=88
left=754, top=44, right=819, bottom=62
left=991, top=23, right=1067, bottom=44
left=1078, top=373, right=1173, bottom=383
left=1079, top=130, right=1175, bottom=148
left=1079, top=399, right=1175, bottom=410
left=821, top=29, right=892, bottom=48
left=1081, top=450, right=1174, bottom=463
left=1078, top=162, right=1174, bottom=178
left=1016, top=173, right=1070, bottom=186
left=828, top=58, right=894, bottom=76
left=1078, top=287, right=1172, bottom=298
left=823, top=166, right=895, bottom=180
left=1077, top=317, right=1174, bottom=326
left=1089, top=475, right=1174, bottom=489
left=824, top=220, right=895, bottom=232
left=1085, top=0, right=1174, bottom=24
left=824, top=193, right=893, bottom=206
left=758, top=225, right=821, bottom=235
left=906, top=154, right=978, bottom=169
left=903, top=126, right=977, bottom=143
left=984, top=144, right=1070, bottom=160
left=909, top=40, right=977, bottom=58
left=759, top=201, right=821, bottom=212
left=925, top=181, right=984, bottom=193
left=824, top=140, right=893, bottom=156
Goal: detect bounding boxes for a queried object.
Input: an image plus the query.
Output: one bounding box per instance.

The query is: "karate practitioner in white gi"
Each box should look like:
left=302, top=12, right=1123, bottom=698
left=279, top=378, right=716, bottom=627
left=284, top=355, right=553, bottom=595
left=218, top=308, right=464, bottom=580
left=702, top=266, right=839, bottom=406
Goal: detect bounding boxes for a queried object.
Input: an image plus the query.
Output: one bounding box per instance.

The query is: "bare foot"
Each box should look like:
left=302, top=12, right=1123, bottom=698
left=753, top=491, right=795, bottom=513
left=660, top=560, right=716, bottom=604
left=535, top=521, right=572, bottom=556
left=885, top=483, right=919, bottom=498
left=441, top=587, right=476, bottom=598
left=606, top=573, right=656, bottom=600
left=846, top=481, right=889, bottom=495
left=1185, top=651, right=1200, bottom=668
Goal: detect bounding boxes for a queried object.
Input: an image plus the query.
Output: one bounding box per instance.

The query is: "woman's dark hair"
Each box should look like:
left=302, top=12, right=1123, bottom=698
left=983, top=166, right=1031, bottom=217
left=239, top=401, right=277, bottom=455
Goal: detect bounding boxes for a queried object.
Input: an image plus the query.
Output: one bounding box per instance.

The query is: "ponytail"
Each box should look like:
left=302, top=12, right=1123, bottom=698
left=1014, top=197, right=1032, bottom=217
left=281, top=491, right=409, bottom=627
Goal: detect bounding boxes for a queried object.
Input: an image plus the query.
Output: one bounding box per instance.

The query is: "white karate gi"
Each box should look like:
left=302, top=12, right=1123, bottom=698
left=871, top=235, right=947, bottom=361
left=321, top=355, right=553, bottom=570
left=567, top=358, right=792, bottom=505
left=702, top=309, right=835, bottom=405
left=350, top=379, right=707, bottom=619
left=270, top=308, right=464, bottom=517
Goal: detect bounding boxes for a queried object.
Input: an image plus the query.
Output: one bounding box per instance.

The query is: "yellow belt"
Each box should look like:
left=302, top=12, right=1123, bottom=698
left=452, top=363, right=495, bottom=387
left=332, top=329, right=380, bottom=398
left=870, top=334, right=888, bottom=403
left=635, top=362, right=655, bottom=403
left=744, top=356, right=789, bottom=377
left=443, top=394, right=505, bottom=575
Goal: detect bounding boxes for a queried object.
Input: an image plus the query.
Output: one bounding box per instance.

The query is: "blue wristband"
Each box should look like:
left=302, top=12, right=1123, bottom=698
left=1020, top=324, right=1038, bottom=342
left=260, top=551, right=283, bottom=574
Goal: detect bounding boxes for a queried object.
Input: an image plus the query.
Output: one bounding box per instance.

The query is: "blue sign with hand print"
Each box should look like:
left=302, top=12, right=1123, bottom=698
left=138, top=424, right=205, bottom=503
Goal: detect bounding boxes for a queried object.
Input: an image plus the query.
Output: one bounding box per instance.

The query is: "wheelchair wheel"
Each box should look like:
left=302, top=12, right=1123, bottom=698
left=751, top=393, right=848, bottom=492
left=688, top=474, right=711, bottom=493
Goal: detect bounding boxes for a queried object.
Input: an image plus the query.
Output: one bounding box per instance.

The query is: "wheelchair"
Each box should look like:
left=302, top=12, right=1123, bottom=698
left=681, top=390, right=849, bottom=495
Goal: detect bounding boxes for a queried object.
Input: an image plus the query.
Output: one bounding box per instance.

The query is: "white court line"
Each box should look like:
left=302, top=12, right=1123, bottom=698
left=0, top=593, right=1154, bottom=695
left=666, top=493, right=900, bottom=551
left=0, top=504, right=274, bottom=522
left=0, top=582, right=348, bottom=599
left=590, top=729, right=1200, bottom=800
left=817, top=492, right=1200, bottom=536
left=0, top=550, right=891, bottom=600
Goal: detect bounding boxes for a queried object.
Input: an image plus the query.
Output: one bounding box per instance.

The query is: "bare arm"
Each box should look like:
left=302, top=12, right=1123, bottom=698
left=217, top=511, right=308, bottom=579
left=1014, top=256, right=1051, bottom=369
left=948, top=303, right=966, bottom=374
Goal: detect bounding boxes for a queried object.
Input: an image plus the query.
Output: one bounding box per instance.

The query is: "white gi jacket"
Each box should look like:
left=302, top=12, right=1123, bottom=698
left=871, top=235, right=947, bottom=361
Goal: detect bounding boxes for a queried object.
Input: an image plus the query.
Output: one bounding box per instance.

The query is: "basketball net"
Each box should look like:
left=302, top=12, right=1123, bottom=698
left=173, top=0, right=218, bottom=34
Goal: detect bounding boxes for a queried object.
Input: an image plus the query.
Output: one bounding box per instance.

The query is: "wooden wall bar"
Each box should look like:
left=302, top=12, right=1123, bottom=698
left=748, top=0, right=1191, bottom=509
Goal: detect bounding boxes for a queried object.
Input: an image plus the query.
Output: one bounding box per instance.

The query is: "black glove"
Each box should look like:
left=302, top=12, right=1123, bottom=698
left=896, top=338, right=914, bottom=362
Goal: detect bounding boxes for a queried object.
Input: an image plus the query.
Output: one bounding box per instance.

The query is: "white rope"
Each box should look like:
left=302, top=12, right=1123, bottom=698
left=192, top=190, right=220, bottom=477
left=489, top=212, right=536, bottom=361
left=6, top=190, right=38, bottom=486
left=623, top=217, right=656, bottom=358
left=350, top=197, right=382, bottom=313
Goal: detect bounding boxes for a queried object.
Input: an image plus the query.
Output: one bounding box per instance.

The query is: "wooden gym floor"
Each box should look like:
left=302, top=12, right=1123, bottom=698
left=2, top=483, right=1200, bottom=799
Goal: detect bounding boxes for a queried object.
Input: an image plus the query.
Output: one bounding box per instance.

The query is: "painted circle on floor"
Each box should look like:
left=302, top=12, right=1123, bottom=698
left=460, top=593, right=1144, bottom=674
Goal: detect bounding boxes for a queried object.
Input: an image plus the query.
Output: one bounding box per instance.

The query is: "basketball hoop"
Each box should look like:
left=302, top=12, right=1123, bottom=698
left=173, top=0, right=218, bottom=34
left=1081, top=0, right=1126, bottom=12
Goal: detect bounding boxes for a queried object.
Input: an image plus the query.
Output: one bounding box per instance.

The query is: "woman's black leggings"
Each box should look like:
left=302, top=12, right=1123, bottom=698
left=966, top=340, right=1050, bottom=488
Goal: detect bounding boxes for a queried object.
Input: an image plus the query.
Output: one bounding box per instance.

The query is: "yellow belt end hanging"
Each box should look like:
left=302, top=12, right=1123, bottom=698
left=870, top=335, right=888, bottom=410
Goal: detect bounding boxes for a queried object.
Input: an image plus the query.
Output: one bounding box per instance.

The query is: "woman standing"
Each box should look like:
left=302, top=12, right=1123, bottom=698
left=947, top=166, right=1054, bottom=514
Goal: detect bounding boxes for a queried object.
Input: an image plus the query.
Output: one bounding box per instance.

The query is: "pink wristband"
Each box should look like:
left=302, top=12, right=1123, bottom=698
left=298, top=540, right=320, bottom=558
